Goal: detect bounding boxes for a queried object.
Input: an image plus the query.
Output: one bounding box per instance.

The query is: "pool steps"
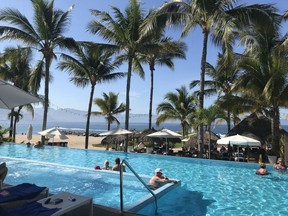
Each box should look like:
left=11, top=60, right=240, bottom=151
left=125, top=180, right=181, bottom=213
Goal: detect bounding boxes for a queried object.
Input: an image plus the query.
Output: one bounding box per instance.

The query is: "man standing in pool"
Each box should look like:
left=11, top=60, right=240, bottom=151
left=112, top=157, right=126, bottom=172
left=147, top=168, right=177, bottom=190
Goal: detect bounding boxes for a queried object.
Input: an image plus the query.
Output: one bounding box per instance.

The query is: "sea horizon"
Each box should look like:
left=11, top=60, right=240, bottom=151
left=2, top=107, right=288, bottom=136
left=0, top=120, right=230, bottom=135
left=2, top=119, right=288, bottom=136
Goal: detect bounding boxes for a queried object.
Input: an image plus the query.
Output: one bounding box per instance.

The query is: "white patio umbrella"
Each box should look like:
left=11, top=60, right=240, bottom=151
left=0, top=80, right=41, bottom=109
left=216, top=134, right=261, bottom=161
left=26, top=124, right=33, bottom=141
left=216, top=134, right=261, bottom=146
left=147, top=128, right=182, bottom=153
left=49, top=130, right=69, bottom=140
left=99, top=128, right=132, bottom=136
left=38, top=127, right=68, bottom=143
left=181, top=138, right=189, bottom=142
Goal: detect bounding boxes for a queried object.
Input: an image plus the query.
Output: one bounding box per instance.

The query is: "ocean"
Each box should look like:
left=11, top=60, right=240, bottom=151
left=0, top=120, right=229, bottom=135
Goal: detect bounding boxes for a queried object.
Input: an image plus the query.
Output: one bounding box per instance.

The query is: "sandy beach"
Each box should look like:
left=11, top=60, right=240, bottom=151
left=14, top=134, right=106, bottom=150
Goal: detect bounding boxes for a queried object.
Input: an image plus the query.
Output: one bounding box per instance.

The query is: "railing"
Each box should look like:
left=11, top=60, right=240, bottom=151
left=120, top=159, right=158, bottom=214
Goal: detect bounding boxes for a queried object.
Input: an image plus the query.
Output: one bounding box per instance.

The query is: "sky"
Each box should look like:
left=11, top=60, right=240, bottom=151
left=0, top=0, right=287, bottom=117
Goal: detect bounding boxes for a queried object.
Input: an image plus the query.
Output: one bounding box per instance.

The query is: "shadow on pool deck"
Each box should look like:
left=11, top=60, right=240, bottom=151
left=62, top=202, right=142, bottom=216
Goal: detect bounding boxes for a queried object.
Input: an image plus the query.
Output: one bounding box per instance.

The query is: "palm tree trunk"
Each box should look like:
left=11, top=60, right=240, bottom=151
left=148, top=66, right=154, bottom=130
left=41, top=57, right=51, bottom=144
left=181, top=123, right=185, bottom=139
left=124, top=57, right=133, bottom=152
left=208, top=125, right=211, bottom=159
left=85, top=84, right=95, bottom=149
left=198, top=29, right=209, bottom=158
left=13, top=117, right=17, bottom=142
left=272, top=106, right=281, bottom=157
left=227, top=110, right=231, bottom=132
left=13, top=107, right=23, bottom=142
left=9, top=108, right=14, bottom=137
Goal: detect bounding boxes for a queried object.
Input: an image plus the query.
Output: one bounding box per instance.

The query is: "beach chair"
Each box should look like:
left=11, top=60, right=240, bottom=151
left=0, top=202, right=60, bottom=216
left=0, top=183, right=49, bottom=210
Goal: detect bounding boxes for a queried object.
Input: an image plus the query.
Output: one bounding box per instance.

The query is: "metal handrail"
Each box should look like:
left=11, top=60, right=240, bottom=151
left=120, top=159, right=158, bottom=214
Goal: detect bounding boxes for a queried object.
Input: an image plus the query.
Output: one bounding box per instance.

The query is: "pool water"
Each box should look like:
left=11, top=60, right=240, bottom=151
left=1, top=143, right=288, bottom=215
left=2, top=157, right=151, bottom=209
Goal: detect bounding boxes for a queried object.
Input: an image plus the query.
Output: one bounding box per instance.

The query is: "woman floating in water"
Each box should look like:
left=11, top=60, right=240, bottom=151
left=273, top=158, right=287, bottom=172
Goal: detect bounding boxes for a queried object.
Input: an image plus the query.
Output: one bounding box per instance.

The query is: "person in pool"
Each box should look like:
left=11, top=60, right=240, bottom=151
left=147, top=168, right=177, bottom=190
left=112, top=157, right=126, bottom=172
left=274, top=158, right=287, bottom=171
left=256, top=163, right=268, bottom=175
left=102, top=160, right=111, bottom=170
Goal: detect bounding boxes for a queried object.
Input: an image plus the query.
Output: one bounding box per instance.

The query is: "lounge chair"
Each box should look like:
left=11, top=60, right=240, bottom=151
left=234, top=152, right=247, bottom=162
left=0, top=183, right=48, bottom=210
left=0, top=202, right=60, bottom=216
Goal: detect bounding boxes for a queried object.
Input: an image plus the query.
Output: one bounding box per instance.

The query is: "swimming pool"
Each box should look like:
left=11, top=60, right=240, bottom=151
left=1, top=143, right=288, bottom=215
left=1, top=157, right=154, bottom=209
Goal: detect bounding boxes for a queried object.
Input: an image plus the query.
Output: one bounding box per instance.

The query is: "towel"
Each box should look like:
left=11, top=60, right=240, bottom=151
left=0, top=183, right=46, bottom=203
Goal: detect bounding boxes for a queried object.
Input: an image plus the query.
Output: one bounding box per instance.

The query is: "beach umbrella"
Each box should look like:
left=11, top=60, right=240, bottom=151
left=99, top=128, right=132, bottom=136
left=38, top=127, right=68, bottom=142
left=0, top=80, right=41, bottom=109
left=181, top=138, right=189, bottom=142
left=38, top=127, right=57, bottom=136
left=216, top=134, right=261, bottom=146
left=26, top=124, right=33, bottom=141
left=49, top=129, right=69, bottom=140
left=147, top=128, right=182, bottom=153
left=217, top=134, right=261, bottom=161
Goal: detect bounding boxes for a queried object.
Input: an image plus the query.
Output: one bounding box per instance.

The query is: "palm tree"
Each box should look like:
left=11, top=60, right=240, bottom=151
left=190, top=50, right=241, bottom=131
left=8, top=111, right=22, bottom=141
left=93, top=92, right=126, bottom=131
left=0, top=125, right=10, bottom=142
left=87, top=0, right=156, bottom=151
left=0, top=0, right=76, bottom=143
left=139, top=36, right=186, bottom=130
left=156, top=85, right=198, bottom=138
left=58, top=43, right=125, bottom=149
left=235, top=10, right=288, bottom=157
left=191, top=105, right=227, bottom=159
left=143, top=0, right=276, bottom=157
left=0, top=46, right=37, bottom=140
